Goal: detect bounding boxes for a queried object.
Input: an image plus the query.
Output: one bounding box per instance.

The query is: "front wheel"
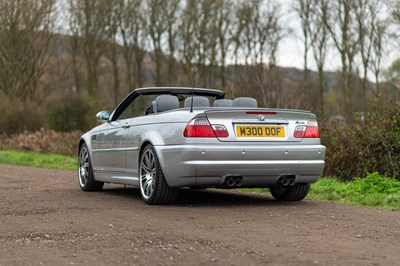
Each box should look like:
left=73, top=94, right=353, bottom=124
left=269, top=184, right=310, bottom=201
left=139, top=144, right=178, bottom=205
left=78, top=143, right=104, bottom=191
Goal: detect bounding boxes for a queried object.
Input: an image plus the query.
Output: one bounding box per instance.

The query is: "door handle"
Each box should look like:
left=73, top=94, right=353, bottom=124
left=122, top=122, right=130, bottom=129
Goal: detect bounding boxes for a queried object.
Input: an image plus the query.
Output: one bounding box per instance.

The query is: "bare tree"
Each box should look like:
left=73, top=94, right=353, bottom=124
left=354, top=0, right=380, bottom=106
left=370, top=20, right=388, bottom=95
left=69, top=0, right=110, bottom=98
left=308, top=0, right=329, bottom=118
left=215, top=0, right=233, bottom=88
left=147, top=0, right=167, bottom=86
left=294, top=0, right=313, bottom=87
left=257, top=1, right=282, bottom=65
left=118, top=0, right=147, bottom=89
left=69, top=21, right=83, bottom=93
left=179, top=0, right=199, bottom=83
left=197, top=0, right=224, bottom=88
left=323, top=0, right=359, bottom=115
left=103, top=0, right=121, bottom=104
left=164, top=0, right=181, bottom=85
left=235, top=1, right=255, bottom=65
left=387, top=0, right=400, bottom=31
left=232, top=0, right=283, bottom=107
left=0, top=0, right=55, bottom=101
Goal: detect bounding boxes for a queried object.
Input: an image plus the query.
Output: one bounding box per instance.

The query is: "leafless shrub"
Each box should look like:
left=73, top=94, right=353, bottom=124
left=0, top=128, right=83, bottom=156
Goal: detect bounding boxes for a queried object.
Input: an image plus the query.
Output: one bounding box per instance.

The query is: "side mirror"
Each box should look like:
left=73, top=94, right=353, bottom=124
left=96, top=111, right=110, bottom=121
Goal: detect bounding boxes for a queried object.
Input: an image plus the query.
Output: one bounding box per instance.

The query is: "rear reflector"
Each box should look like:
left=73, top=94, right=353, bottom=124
left=183, top=117, right=229, bottom=138
left=294, top=121, right=320, bottom=138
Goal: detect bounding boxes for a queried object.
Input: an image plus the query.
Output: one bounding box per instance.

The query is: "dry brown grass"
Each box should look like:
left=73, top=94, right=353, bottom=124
left=0, top=128, right=82, bottom=156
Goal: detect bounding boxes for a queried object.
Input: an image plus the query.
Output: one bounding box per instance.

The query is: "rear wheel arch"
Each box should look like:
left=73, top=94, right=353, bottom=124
left=138, top=140, right=170, bottom=186
left=139, top=140, right=153, bottom=163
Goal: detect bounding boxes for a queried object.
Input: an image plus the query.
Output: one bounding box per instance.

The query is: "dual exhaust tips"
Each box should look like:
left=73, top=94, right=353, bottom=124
left=277, top=175, right=296, bottom=187
left=224, top=175, right=296, bottom=188
left=224, top=176, right=243, bottom=188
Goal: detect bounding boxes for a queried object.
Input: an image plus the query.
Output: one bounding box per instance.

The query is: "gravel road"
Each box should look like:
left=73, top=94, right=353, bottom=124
left=0, top=164, right=399, bottom=266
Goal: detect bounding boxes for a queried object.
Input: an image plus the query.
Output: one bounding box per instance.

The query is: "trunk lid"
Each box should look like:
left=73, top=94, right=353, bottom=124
left=204, top=108, right=315, bottom=142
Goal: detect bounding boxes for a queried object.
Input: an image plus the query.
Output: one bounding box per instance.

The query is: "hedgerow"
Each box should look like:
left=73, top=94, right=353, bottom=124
left=321, top=100, right=400, bottom=180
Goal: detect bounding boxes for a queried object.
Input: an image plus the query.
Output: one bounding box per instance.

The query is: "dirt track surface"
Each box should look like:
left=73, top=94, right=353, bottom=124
left=1, top=164, right=399, bottom=266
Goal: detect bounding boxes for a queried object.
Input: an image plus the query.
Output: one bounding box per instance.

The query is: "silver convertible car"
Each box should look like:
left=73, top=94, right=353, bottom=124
left=78, top=87, right=325, bottom=204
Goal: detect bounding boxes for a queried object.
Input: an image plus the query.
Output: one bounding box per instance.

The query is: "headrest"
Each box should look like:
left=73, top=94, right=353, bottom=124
left=213, top=99, right=233, bottom=107
left=232, top=97, right=258, bottom=108
left=184, top=96, right=210, bottom=107
left=152, top=95, right=179, bottom=113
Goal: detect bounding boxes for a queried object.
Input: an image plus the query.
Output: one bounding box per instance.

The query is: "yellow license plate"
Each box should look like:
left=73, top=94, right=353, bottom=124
left=236, top=125, right=285, bottom=138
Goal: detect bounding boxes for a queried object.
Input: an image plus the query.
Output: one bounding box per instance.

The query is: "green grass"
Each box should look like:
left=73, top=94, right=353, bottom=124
left=0, top=150, right=77, bottom=171
left=1, top=151, right=399, bottom=210
left=308, top=173, right=400, bottom=210
left=246, top=172, right=400, bottom=210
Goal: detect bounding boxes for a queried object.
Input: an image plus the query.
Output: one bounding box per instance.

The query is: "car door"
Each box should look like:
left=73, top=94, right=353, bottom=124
left=125, top=117, right=145, bottom=178
left=100, top=94, right=155, bottom=182
left=95, top=120, right=129, bottom=174
left=123, top=95, right=157, bottom=179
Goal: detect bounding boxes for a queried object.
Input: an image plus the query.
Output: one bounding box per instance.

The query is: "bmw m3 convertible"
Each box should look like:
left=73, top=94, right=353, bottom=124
left=78, top=87, right=325, bottom=204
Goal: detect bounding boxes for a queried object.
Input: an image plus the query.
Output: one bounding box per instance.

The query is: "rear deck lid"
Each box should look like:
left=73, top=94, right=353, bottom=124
left=204, top=109, right=315, bottom=142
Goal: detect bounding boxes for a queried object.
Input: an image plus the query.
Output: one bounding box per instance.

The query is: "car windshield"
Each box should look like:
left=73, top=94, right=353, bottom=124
left=111, top=88, right=225, bottom=121
left=116, top=93, right=219, bottom=120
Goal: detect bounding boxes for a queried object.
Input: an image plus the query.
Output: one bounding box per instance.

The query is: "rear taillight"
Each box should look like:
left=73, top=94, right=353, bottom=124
left=294, top=121, right=320, bottom=138
left=183, top=117, right=229, bottom=138
left=305, top=125, right=320, bottom=138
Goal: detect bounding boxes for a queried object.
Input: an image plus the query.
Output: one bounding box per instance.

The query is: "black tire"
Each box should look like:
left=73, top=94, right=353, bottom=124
left=78, top=143, right=104, bottom=191
left=139, top=144, right=178, bottom=205
left=269, top=184, right=310, bottom=201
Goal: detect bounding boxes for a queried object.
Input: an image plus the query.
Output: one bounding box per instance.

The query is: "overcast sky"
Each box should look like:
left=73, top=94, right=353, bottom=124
left=278, top=0, right=398, bottom=78
left=57, top=0, right=398, bottom=78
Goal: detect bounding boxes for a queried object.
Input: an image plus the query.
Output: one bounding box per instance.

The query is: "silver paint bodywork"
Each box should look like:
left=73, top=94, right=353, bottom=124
left=79, top=88, right=325, bottom=188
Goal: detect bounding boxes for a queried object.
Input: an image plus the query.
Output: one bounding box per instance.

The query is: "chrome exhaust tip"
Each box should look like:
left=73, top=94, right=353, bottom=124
left=235, top=177, right=243, bottom=187
left=281, top=178, right=290, bottom=186
left=277, top=175, right=296, bottom=187
left=226, top=178, right=236, bottom=187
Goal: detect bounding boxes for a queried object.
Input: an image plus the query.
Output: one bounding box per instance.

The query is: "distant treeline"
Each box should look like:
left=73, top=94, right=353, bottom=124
left=0, top=0, right=399, bottom=129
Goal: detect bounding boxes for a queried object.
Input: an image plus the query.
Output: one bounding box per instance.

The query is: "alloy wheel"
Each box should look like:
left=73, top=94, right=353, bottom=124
left=140, top=149, right=156, bottom=199
left=78, top=146, right=90, bottom=187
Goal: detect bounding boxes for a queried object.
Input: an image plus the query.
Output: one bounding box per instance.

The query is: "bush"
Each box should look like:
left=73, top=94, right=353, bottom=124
left=321, top=100, right=400, bottom=180
left=0, top=99, right=44, bottom=135
left=48, top=95, right=95, bottom=132
left=0, top=128, right=82, bottom=156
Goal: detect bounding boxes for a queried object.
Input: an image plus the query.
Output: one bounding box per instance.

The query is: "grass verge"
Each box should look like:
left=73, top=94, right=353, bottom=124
left=1, top=151, right=399, bottom=210
left=308, top=172, right=400, bottom=210
left=0, top=150, right=77, bottom=171
left=246, top=172, right=400, bottom=210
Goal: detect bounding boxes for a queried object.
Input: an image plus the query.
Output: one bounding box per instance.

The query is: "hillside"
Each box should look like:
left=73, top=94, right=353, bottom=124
left=41, top=34, right=362, bottom=108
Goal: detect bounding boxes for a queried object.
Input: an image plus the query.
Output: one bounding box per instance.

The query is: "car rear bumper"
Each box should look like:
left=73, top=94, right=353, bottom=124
left=155, top=144, right=325, bottom=188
